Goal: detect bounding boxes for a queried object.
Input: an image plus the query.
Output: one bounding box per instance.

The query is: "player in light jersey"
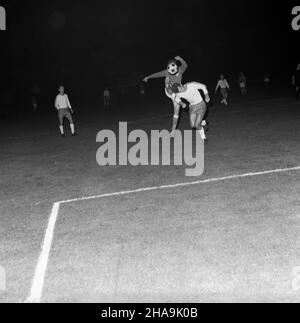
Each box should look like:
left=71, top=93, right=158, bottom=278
left=143, top=56, right=188, bottom=132
left=55, top=86, right=77, bottom=137
left=215, top=74, right=230, bottom=106
left=171, top=82, right=210, bottom=140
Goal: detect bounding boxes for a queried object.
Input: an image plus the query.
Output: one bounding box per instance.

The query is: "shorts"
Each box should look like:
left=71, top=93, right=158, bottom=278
left=58, top=108, right=73, bottom=124
left=165, top=87, right=174, bottom=99
left=220, top=88, right=228, bottom=97
left=240, top=82, right=246, bottom=88
left=190, top=101, right=207, bottom=117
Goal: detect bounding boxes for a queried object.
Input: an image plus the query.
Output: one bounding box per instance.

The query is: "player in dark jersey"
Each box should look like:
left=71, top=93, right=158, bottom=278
left=143, top=56, right=188, bottom=132
left=292, top=64, right=300, bottom=100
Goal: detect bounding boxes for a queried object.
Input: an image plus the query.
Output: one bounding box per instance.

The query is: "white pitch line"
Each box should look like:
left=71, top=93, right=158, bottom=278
left=26, top=202, right=61, bottom=303
left=60, top=166, right=300, bottom=205
left=26, top=165, right=300, bottom=303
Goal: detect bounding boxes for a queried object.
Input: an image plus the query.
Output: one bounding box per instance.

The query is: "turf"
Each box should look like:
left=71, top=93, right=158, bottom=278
left=0, top=90, right=299, bottom=303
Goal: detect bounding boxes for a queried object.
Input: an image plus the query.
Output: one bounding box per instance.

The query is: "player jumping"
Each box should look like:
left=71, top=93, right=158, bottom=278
left=171, top=82, right=210, bottom=140
left=55, top=86, right=77, bottom=137
left=143, top=56, right=188, bottom=132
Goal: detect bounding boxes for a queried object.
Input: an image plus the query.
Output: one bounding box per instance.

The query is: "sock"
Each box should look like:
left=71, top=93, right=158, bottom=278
left=59, top=125, right=64, bottom=135
left=70, top=123, right=75, bottom=134
left=199, top=127, right=206, bottom=140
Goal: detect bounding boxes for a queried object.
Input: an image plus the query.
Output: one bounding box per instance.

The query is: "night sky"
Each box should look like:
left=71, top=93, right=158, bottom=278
left=0, top=0, right=299, bottom=105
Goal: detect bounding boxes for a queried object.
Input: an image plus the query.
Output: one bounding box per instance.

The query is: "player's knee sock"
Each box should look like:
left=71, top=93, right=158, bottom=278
left=59, top=125, right=64, bottom=135
left=198, top=127, right=206, bottom=140
left=70, top=123, right=75, bottom=134
left=172, top=115, right=179, bottom=131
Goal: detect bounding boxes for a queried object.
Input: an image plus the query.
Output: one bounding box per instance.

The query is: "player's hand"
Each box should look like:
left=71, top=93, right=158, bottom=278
left=174, top=56, right=182, bottom=61
left=70, top=109, right=74, bottom=114
left=205, top=96, right=210, bottom=103
left=143, top=77, right=148, bottom=83
left=181, top=102, right=187, bottom=109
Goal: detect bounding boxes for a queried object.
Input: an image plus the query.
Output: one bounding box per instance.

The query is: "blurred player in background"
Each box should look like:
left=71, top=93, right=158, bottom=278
left=55, top=86, right=77, bottom=137
left=171, top=82, right=210, bottom=140
left=215, top=74, right=230, bottom=106
left=238, top=72, right=247, bottom=95
left=143, top=56, right=188, bottom=132
left=264, top=72, right=270, bottom=88
left=104, top=87, right=110, bottom=107
left=292, top=64, right=300, bottom=100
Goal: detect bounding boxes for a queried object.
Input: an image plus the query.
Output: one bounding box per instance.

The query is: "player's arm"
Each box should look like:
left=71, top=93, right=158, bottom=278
left=143, top=70, right=167, bottom=82
left=175, top=56, right=188, bottom=73
left=54, top=96, right=59, bottom=110
left=226, top=80, right=230, bottom=90
left=292, top=75, right=295, bottom=85
left=194, top=82, right=210, bottom=102
left=215, top=81, right=220, bottom=93
left=66, top=95, right=73, bottom=113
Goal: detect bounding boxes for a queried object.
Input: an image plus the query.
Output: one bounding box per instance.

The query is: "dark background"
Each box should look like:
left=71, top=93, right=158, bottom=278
left=0, top=0, right=299, bottom=113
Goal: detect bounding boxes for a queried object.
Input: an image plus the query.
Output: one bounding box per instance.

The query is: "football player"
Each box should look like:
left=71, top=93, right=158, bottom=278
left=171, top=82, right=210, bottom=140
left=215, top=74, right=230, bottom=106
left=264, top=72, right=270, bottom=88
left=55, top=86, right=77, bottom=137
left=104, top=87, right=110, bottom=107
left=143, top=56, right=188, bottom=132
left=292, top=64, right=300, bottom=100
left=238, top=72, right=247, bottom=95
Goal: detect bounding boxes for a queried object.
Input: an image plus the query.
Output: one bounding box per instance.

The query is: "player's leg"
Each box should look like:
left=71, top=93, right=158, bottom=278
left=171, top=100, right=181, bottom=133
left=195, top=102, right=207, bottom=140
left=224, top=88, right=228, bottom=106
left=58, top=110, right=65, bottom=137
left=65, top=109, right=76, bottom=135
left=296, top=86, right=299, bottom=100
left=221, top=88, right=228, bottom=106
left=189, top=110, right=197, bottom=129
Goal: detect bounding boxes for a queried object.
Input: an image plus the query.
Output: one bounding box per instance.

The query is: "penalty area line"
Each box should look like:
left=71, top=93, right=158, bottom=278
left=26, top=165, right=300, bottom=303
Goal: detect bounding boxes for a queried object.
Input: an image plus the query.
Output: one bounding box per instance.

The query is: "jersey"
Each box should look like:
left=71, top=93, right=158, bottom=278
left=147, top=59, right=188, bottom=95
left=55, top=94, right=72, bottom=110
left=174, top=82, right=208, bottom=106
left=165, top=67, right=185, bottom=95
left=216, top=79, right=230, bottom=89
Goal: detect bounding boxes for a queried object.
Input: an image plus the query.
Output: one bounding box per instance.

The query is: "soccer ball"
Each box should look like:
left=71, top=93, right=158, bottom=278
left=167, top=61, right=179, bottom=75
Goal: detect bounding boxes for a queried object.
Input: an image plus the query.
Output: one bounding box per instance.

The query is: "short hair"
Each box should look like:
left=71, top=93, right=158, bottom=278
left=171, top=83, right=181, bottom=94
